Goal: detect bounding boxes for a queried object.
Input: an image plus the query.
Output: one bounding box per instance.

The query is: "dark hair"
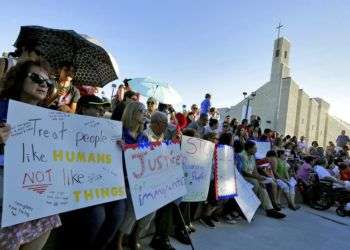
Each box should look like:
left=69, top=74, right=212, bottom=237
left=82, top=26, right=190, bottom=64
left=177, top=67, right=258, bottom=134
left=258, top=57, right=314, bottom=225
left=241, top=119, right=248, bottom=124
left=244, top=140, right=256, bottom=151
left=58, top=61, right=75, bottom=73
left=205, top=93, right=211, bottom=99
left=304, top=156, right=314, bottom=164
left=218, top=132, right=232, bottom=146
left=266, top=150, right=277, bottom=158
left=264, top=128, right=272, bottom=134
left=233, top=140, right=244, bottom=153
left=209, top=107, right=215, bottom=113
left=182, top=128, right=196, bottom=137
left=311, top=141, right=318, bottom=147
left=203, top=132, right=217, bottom=142
left=209, top=118, right=218, bottom=127
left=315, top=157, right=326, bottom=166
left=0, top=59, right=52, bottom=101
left=199, top=113, right=209, bottom=120
left=277, top=150, right=285, bottom=157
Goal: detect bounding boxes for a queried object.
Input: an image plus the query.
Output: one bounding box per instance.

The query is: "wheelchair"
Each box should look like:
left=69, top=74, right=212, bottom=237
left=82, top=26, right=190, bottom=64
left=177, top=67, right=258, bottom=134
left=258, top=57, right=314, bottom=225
left=298, top=174, right=350, bottom=216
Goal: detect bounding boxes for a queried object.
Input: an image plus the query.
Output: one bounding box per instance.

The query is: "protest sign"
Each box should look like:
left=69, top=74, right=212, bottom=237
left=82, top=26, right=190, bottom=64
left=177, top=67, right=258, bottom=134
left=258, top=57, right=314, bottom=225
left=124, top=142, right=187, bottom=219
left=214, top=145, right=237, bottom=200
left=181, top=136, right=215, bottom=202
left=2, top=100, right=125, bottom=227
left=234, top=171, right=261, bottom=223
left=255, top=141, right=271, bottom=159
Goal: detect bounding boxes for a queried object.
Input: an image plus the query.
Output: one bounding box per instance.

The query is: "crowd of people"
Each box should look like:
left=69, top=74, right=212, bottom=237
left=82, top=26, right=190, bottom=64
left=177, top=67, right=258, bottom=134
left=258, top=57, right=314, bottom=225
left=0, top=35, right=350, bottom=250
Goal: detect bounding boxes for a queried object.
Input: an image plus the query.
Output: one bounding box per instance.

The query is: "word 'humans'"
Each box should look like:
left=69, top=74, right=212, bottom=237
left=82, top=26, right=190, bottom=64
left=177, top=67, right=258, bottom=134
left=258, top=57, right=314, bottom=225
left=73, top=186, right=125, bottom=202
left=53, top=150, right=112, bottom=164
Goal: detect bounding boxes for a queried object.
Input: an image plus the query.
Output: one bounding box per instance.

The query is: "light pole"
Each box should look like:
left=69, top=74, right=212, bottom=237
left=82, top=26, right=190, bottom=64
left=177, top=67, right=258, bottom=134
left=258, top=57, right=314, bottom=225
left=243, top=91, right=256, bottom=120
left=111, top=83, right=117, bottom=100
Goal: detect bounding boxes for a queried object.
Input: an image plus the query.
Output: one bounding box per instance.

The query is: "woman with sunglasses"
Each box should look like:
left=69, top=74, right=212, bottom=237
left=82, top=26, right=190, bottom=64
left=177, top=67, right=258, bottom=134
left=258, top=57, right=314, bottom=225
left=46, top=61, right=80, bottom=113
left=0, top=59, right=61, bottom=250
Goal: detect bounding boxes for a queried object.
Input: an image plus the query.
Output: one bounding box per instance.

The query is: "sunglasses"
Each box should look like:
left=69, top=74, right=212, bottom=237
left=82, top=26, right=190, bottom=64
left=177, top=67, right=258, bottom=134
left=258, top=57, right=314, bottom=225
left=27, top=72, right=53, bottom=87
left=147, top=102, right=155, bottom=105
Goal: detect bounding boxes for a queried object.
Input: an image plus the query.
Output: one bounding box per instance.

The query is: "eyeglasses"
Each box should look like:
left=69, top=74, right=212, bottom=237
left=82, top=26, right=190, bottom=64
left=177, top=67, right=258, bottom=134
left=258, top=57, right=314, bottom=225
left=27, top=72, right=53, bottom=87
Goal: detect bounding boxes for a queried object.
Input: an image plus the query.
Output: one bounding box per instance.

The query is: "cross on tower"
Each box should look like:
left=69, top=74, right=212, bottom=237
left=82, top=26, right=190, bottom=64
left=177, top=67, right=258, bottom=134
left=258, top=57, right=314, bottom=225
left=276, top=22, right=284, bottom=39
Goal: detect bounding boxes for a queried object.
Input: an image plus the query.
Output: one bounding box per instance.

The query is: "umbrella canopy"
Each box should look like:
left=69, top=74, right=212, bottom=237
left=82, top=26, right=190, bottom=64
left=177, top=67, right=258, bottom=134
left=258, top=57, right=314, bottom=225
left=128, top=77, right=182, bottom=105
left=14, top=25, right=118, bottom=87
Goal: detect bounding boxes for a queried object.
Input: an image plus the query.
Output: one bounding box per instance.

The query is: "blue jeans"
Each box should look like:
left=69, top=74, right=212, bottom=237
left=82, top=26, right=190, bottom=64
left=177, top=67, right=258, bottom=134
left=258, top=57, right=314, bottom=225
left=59, top=199, right=126, bottom=250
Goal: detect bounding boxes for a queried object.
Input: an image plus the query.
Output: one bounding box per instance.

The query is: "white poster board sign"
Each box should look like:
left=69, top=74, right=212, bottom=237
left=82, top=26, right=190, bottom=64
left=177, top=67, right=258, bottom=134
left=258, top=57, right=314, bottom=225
left=181, top=136, right=214, bottom=202
left=234, top=171, right=261, bottom=223
left=124, top=142, right=187, bottom=219
left=255, top=141, right=271, bottom=159
left=2, top=100, right=125, bottom=227
left=215, top=145, right=237, bottom=200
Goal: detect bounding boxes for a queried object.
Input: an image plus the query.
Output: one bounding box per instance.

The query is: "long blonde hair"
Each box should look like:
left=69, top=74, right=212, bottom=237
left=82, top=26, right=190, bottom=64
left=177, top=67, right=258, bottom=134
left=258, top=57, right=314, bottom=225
left=122, top=101, right=145, bottom=134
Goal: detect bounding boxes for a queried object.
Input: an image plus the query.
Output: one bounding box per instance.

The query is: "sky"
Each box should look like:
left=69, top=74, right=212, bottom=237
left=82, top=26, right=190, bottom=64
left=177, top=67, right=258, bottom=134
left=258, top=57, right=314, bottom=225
left=1, top=0, right=350, bottom=122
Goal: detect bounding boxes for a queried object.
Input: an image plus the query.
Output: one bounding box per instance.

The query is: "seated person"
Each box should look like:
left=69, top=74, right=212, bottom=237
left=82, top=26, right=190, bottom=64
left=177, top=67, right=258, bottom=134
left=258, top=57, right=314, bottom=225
left=240, top=141, right=286, bottom=219
left=313, top=158, right=350, bottom=190
left=296, top=156, right=315, bottom=185
left=275, top=150, right=300, bottom=210
left=339, top=162, right=350, bottom=181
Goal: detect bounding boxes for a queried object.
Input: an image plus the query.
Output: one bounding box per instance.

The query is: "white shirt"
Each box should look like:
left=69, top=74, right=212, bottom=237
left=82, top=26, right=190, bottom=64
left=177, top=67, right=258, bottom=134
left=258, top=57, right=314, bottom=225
left=314, top=165, right=332, bottom=179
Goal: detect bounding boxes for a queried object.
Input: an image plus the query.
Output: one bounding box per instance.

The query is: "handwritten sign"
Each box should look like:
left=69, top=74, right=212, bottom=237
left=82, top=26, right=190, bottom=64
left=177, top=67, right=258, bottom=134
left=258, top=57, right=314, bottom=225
left=234, top=171, right=261, bottom=223
left=181, top=136, right=214, bottom=202
left=2, top=100, right=125, bottom=227
left=215, top=145, right=237, bottom=200
left=124, top=142, right=187, bottom=219
left=255, top=141, right=271, bottom=159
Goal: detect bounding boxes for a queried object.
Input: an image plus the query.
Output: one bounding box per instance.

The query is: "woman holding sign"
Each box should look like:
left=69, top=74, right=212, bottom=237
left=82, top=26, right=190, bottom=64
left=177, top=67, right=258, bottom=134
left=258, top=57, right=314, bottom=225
left=0, top=60, right=61, bottom=250
left=112, top=101, right=150, bottom=250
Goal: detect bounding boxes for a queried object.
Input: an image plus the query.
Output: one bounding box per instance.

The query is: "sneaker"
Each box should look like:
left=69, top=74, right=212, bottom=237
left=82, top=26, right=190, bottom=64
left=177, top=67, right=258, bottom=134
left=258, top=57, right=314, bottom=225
left=289, top=204, right=301, bottom=211
left=200, top=217, right=216, bottom=228
left=223, top=214, right=239, bottom=224
left=266, top=209, right=286, bottom=219
left=188, top=223, right=196, bottom=233
left=149, top=237, right=176, bottom=250
left=211, top=214, right=220, bottom=222
left=174, top=230, right=191, bottom=245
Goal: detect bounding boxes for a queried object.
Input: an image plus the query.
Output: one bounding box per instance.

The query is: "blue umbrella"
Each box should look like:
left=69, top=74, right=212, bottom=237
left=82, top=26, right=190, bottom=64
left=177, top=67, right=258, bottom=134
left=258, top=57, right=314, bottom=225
left=128, top=77, right=182, bottom=104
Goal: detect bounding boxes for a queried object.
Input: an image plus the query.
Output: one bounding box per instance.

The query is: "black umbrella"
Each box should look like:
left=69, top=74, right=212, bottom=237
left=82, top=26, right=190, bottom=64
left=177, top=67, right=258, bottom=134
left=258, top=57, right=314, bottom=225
left=14, top=25, right=118, bottom=87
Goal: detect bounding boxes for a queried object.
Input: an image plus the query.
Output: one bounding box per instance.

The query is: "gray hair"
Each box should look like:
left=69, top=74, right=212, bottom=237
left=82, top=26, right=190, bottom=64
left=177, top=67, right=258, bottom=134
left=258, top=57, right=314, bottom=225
left=122, top=101, right=145, bottom=133
left=150, top=111, right=168, bottom=125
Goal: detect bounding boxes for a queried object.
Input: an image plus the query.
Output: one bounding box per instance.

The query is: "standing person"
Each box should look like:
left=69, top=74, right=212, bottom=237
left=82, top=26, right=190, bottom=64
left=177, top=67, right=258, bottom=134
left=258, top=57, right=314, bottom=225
left=57, top=95, right=126, bottom=250
left=111, top=84, right=125, bottom=111
left=113, top=101, right=148, bottom=250
left=111, top=90, right=138, bottom=121
left=0, top=60, right=61, bottom=250
left=148, top=112, right=180, bottom=250
left=0, top=44, right=42, bottom=79
left=240, top=141, right=286, bottom=219
left=297, top=136, right=308, bottom=154
left=234, top=127, right=247, bottom=144
left=209, top=107, right=220, bottom=120
left=187, top=113, right=209, bottom=138
left=46, top=61, right=80, bottom=113
left=144, top=97, right=158, bottom=125
left=336, top=130, right=350, bottom=148
left=205, top=118, right=219, bottom=134
left=186, top=104, right=199, bottom=124
left=200, top=93, right=211, bottom=115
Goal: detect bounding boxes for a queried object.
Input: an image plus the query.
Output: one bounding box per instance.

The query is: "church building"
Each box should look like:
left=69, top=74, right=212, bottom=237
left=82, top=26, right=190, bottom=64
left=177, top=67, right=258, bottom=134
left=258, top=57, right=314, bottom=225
left=219, top=37, right=350, bottom=147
